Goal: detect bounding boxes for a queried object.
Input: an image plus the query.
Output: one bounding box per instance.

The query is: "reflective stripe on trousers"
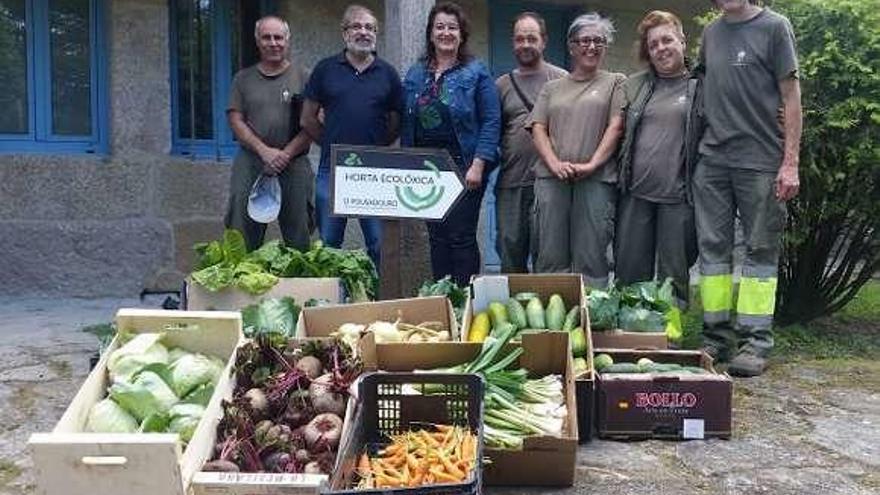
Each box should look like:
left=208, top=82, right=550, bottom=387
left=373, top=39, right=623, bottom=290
left=736, top=265, right=778, bottom=329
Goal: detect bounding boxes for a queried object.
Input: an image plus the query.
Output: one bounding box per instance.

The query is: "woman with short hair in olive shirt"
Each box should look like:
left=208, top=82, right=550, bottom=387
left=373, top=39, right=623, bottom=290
left=615, top=10, right=699, bottom=307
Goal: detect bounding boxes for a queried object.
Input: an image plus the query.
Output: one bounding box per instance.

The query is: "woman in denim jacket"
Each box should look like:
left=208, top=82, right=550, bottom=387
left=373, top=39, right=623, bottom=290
left=401, top=1, right=501, bottom=286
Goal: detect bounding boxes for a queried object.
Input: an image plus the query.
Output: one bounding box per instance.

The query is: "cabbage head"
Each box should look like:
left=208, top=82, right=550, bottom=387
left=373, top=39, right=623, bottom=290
left=109, top=370, right=179, bottom=421
left=86, top=399, right=138, bottom=433
left=168, top=403, right=205, bottom=443
left=169, top=353, right=224, bottom=397
left=107, top=333, right=169, bottom=383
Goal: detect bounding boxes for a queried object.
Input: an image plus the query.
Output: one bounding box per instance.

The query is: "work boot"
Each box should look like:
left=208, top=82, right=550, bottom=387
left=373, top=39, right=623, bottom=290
left=700, top=342, right=731, bottom=364
left=728, top=351, right=767, bottom=377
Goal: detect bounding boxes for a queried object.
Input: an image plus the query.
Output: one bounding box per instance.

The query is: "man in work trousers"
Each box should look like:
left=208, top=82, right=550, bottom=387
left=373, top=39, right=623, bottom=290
left=695, top=0, right=802, bottom=376
left=225, top=16, right=314, bottom=251
left=494, top=12, right=567, bottom=273
left=301, top=5, right=403, bottom=270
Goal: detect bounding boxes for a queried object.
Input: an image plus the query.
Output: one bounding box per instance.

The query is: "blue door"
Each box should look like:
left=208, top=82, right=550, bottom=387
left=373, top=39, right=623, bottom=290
left=483, top=1, right=579, bottom=272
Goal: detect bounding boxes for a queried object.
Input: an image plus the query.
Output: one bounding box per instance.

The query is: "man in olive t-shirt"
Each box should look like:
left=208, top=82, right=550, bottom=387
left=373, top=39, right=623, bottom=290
left=225, top=16, right=314, bottom=251
left=495, top=12, right=567, bottom=273
left=694, top=0, right=803, bottom=377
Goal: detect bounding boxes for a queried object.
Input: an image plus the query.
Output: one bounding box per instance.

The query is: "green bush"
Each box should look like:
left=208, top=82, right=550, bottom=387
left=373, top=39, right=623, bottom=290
left=772, top=0, right=880, bottom=324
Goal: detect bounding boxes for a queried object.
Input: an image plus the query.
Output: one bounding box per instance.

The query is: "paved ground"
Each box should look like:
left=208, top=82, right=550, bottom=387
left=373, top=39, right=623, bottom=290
left=0, top=296, right=877, bottom=495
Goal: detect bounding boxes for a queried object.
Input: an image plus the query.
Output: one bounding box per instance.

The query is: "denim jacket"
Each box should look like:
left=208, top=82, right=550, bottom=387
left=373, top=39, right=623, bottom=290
left=401, top=59, right=501, bottom=171
left=618, top=68, right=704, bottom=203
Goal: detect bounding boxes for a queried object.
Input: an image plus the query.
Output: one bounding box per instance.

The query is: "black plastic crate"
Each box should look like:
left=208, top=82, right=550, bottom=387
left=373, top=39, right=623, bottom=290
left=575, top=377, right=595, bottom=443
left=324, top=372, right=484, bottom=495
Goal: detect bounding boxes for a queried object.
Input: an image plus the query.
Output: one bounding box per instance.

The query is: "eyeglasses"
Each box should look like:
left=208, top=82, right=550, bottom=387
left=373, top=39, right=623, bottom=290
left=571, top=36, right=607, bottom=48
left=345, top=22, right=377, bottom=33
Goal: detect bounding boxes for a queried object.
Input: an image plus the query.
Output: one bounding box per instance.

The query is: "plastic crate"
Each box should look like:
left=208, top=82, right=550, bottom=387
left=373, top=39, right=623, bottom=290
left=575, top=377, right=595, bottom=443
left=324, top=372, right=484, bottom=495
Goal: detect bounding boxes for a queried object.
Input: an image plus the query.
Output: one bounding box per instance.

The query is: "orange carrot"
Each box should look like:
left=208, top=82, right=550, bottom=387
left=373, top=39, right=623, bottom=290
left=429, top=467, right=462, bottom=483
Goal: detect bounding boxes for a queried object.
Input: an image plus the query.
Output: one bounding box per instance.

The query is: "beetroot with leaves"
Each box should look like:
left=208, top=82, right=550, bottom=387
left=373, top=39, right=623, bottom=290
left=207, top=335, right=360, bottom=474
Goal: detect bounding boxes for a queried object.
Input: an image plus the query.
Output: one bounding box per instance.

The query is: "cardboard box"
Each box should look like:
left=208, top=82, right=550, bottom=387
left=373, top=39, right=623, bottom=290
left=364, top=332, right=579, bottom=487
left=463, top=274, right=597, bottom=445
left=595, top=349, right=732, bottom=440
left=295, top=295, right=460, bottom=342
left=28, top=309, right=243, bottom=495
left=590, top=329, right=669, bottom=350
left=461, top=274, right=586, bottom=340
left=185, top=277, right=344, bottom=311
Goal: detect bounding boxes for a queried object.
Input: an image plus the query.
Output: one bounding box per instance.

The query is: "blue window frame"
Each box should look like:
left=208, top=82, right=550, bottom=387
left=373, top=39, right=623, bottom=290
left=169, top=0, right=275, bottom=160
left=0, top=0, right=108, bottom=154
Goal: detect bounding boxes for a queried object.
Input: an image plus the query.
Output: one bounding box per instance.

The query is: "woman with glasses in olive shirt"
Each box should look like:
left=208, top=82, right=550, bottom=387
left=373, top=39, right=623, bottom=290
left=527, top=13, right=625, bottom=289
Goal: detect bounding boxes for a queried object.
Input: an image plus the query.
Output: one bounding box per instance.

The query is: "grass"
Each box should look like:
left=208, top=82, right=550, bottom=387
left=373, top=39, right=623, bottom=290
left=677, top=281, right=880, bottom=360
left=0, top=460, right=22, bottom=487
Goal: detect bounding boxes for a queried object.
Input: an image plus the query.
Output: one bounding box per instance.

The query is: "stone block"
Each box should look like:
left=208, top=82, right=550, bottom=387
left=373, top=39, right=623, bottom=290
left=156, top=159, right=231, bottom=219
left=0, top=219, right=173, bottom=297
left=172, top=218, right=227, bottom=273
left=110, top=0, right=171, bottom=153
left=0, top=155, right=153, bottom=221
left=283, top=0, right=385, bottom=71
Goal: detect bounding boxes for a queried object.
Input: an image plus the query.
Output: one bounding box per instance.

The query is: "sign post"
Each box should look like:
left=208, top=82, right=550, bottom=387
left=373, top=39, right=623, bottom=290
left=330, top=145, right=466, bottom=298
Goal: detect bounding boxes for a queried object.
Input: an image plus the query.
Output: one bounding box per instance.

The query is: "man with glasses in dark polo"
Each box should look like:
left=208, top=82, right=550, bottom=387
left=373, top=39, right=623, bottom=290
left=301, top=5, right=403, bottom=270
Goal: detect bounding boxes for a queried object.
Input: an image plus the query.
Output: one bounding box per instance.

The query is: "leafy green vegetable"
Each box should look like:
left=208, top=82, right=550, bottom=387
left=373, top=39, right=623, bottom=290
left=169, top=353, right=224, bottom=398
left=107, top=333, right=169, bottom=383
left=587, top=288, right=620, bottom=330
left=81, top=323, right=115, bottom=352
left=167, top=403, right=206, bottom=443
left=418, top=276, right=467, bottom=322
left=619, top=279, right=675, bottom=313
left=110, top=371, right=179, bottom=421
left=618, top=306, right=666, bottom=332
left=190, top=232, right=377, bottom=301
left=86, top=399, right=138, bottom=433
left=182, top=383, right=215, bottom=406
left=139, top=412, right=170, bottom=433
left=236, top=271, right=280, bottom=295
left=240, top=297, right=301, bottom=337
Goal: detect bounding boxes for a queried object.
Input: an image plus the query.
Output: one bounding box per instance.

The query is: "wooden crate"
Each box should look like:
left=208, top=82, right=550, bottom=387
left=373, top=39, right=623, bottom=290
left=189, top=399, right=354, bottom=495
left=28, top=309, right=242, bottom=495
left=189, top=337, right=356, bottom=495
left=185, top=277, right=345, bottom=311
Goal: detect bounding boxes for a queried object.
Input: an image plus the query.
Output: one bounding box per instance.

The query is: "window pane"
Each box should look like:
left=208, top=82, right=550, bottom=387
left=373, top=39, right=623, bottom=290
left=176, top=0, right=213, bottom=140
left=50, top=0, right=92, bottom=136
left=0, top=0, right=29, bottom=134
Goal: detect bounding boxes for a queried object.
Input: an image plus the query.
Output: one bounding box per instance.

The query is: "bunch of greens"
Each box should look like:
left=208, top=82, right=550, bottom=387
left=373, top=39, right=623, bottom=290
left=417, top=276, right=467, bottom=322
left=587, top=279, right=676, bottom=333
left=424, top=324, right=566, bottom=450
left=85, top=332, right=225, bottom=443
left=191, top=230, right=377, bottom=301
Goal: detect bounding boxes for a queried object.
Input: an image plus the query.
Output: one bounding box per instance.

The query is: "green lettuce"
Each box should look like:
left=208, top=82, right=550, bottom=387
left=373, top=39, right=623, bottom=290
left=86, top=399, right=138, bottom=433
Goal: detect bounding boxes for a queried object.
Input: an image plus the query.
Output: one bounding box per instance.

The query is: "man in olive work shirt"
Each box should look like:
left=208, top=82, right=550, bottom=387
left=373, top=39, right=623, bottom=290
left=494, top=12, right=566, bottom=273
left=695, top=0, right=802, bottom=377
left=226, top=16, right=314, bottom=251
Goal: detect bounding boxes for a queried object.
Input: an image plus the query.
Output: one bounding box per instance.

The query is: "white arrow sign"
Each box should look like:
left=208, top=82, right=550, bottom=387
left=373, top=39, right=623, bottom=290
left=330, top=146, right=465, bottom=221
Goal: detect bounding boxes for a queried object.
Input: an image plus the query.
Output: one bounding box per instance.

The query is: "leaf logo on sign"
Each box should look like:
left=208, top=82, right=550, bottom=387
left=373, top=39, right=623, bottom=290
left=344, top=153, right=364, bottom=166
left=395, top=160, right=445, bottom=211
